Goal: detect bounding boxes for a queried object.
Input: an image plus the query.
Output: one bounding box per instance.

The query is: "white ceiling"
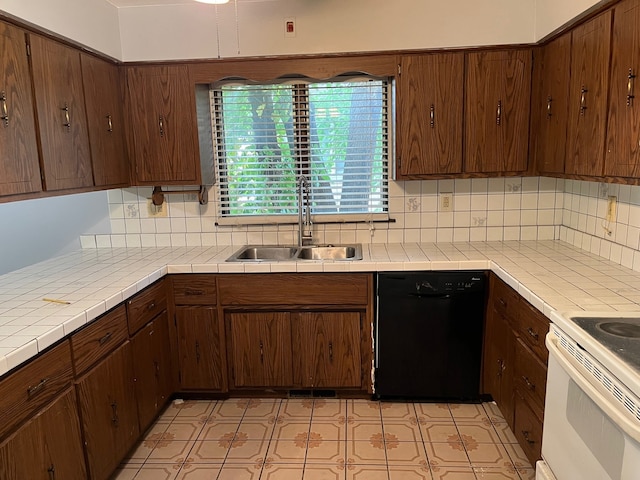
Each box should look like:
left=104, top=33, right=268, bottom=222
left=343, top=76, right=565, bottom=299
left=106, top=0, right=273, bottom=6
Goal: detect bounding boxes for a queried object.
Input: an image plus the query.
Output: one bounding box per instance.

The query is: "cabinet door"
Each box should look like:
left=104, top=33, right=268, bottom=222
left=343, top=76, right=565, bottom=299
left=0, top=389, right=86, bottom=480
left=76, top=341, right=139, bottom=480
left=176, top=306, right=223, bottom=390
left=131, top=311, right=173, bottom=432
left=29, top=34, right=93, bottom=191
left=228, top=312, right=292, bottom=388
left=482, top=306, right=515, bottom=428
left=532, top=34, right=571, bottom=174
left=125, top=65, right=200, bottom=185
left=292, top=312, right=361, bottom=388
left=80, top=53, right=129, bottom=187
left=465, top=50, right=531, bottom=173
left=605, top=0, right=640, bottom=177
left=0, top=22, right=41, bottom=197
left=566, top=11, right=612, bottom=177
left=396, top=52, right=463, bottom=176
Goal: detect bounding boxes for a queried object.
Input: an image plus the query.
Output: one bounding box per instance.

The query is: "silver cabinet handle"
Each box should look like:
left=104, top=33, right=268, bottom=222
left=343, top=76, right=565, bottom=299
left=547, top=96, right=553, bottom=118
left=98, top=332, right=113, bottom=346
left=62, top=103, right=71, bottom=131
left=27, top=378, right=49, bottom=397
left=106, top=114, right=113, bottom=132
left=429, top=104, right=435, bottom=128
left=628, top=69, right=636, bottom=107
left=159, top=115, right=165, bottom=137
left=580, top=86, right=588, bottom=116
left=0, top=92, right=8, bottom=127
left=47, top=465, right=55, bottom=480
left=496, top=100, right=502, bottom=126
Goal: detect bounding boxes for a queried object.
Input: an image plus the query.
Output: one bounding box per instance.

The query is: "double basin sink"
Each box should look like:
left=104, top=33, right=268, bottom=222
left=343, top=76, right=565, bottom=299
left=226, top=244, right=363, bottom=262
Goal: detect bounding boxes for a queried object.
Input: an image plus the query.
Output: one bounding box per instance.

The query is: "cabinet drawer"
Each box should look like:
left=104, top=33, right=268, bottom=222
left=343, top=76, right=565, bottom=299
left=490, top=274, right=520, bottom=324
left=514, top=391, right=543, bottom=466
left=218, top=274, right=370, bottom=306
left=0, top=341, right=73, bottom=440
left=172, top=274, right=217, bottom=305
left=71, top=304, right=128, bottom=376
left=126, top=280, right=167, bottom=335
left=517, top=301, right=549, bottom=363
left=514, top=337, right=547, bottom=410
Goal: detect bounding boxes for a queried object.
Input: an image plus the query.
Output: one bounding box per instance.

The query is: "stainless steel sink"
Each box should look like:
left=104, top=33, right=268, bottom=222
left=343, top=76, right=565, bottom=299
left=296, top=244, right=363, bottom=261
left=226, top=245, right=298, bottom=262
left=226, top=244, right=362, bottom=262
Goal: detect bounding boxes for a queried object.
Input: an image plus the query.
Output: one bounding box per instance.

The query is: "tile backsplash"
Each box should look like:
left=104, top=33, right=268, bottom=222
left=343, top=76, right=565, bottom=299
left=81, top=176, right=565, bottom=249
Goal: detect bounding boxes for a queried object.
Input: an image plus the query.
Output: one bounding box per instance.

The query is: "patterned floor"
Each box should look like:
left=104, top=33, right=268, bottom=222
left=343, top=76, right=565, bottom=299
left=112, top=398, right=535, bottom=480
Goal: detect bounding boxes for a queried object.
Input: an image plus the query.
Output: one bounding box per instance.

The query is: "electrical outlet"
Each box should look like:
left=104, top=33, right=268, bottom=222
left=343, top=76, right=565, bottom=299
left=147, top=199, right=167, bottom=217
left=440, top=193, right=453, bottom=212
left=606, top=195, right=617, bottom=222
left=284, top=17, right=296, bottom=37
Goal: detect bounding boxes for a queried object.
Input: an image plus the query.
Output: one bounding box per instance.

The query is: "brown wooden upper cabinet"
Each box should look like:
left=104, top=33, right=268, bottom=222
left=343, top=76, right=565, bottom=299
left=605, top=0, right=640, bottom=178
left=29, top=34, right=93, bottom=191
left=465, top=49, right=531, bottom=174
left=531, top=34, right=571, bottom=174
left=0, top=22, right=41, bottom=197
left=565, top=11, right=612, bottom=177
left=80, top=54, right=129, bottom=188
left=396, top=52, right=464, bottom=177
left=124, top=65, right=201, bottom=185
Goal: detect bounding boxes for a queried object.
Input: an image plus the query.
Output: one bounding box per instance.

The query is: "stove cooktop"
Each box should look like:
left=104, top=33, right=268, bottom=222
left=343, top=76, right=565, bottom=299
left=570, top=316, right=640, bottom=373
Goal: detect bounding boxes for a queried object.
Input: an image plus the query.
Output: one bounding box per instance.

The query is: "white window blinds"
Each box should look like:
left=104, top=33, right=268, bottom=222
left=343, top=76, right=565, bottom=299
left=211, top=76, right=390, bottom=221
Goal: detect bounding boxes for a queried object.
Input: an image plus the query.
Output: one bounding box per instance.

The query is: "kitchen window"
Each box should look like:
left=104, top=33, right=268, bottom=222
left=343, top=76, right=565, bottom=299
left=211, top=75, right=391, bottom=224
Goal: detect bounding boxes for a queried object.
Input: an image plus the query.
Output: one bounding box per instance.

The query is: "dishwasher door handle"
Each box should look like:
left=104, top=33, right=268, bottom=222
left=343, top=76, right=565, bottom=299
left=407, top=293, right=452, bottom=299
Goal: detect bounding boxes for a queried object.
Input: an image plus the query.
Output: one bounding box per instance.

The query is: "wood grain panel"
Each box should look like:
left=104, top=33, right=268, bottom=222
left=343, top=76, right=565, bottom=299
left=218, top=274, right=369, bottom=306
left=126, top=279, right=167, bottom=335
left=76, top=341, right=139, bottom=480
left=0, top=341, right=73, bottom=441
left=514, top=391, right=543, bottom=466
left=228, top=312, right=292, bottom=388
left=397, top=52, right=463, bottom=176
left=70, top=305, right=128, bottom=377
left=176, top=306, right=223, bottom=390
left=0, top=22, right=41, bottom=197
left=566, top=11, right=612, bottom=177
left=172, top=274, right=217, bottom=305
left=29, top=34, right=93, bottom=191
left=0, top=388, right=86, bottom=480
left=605, top=0, right=640, bottom=177
left=125, top=65, right=200, bottom=185
left=514, top=338, right=547, bottom=411
left=531, top=34, right=571, bottom=174
left=516, top=301, right=549, bottom=363
left=80, top=53, right=129, bottom=187
left=292, top=312, right=361, bottom=388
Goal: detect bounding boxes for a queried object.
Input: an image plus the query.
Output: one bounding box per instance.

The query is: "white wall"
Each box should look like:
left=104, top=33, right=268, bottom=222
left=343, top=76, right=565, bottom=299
left=0, top=191, right=111, bottom=275
left=0, top=0, right=122, bottom=59
left=118, top=0, right=537, bottom=62
left=534, top=0, right=602, bottom=40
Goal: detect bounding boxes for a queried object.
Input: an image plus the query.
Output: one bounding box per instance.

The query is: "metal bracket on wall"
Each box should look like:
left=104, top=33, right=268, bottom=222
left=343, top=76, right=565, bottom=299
left=151, top=185, right=208, bottom=206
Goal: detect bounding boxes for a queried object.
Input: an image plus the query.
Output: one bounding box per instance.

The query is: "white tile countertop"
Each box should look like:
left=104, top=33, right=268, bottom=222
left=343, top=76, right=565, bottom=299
left=2, top=240, right=640, bottom=377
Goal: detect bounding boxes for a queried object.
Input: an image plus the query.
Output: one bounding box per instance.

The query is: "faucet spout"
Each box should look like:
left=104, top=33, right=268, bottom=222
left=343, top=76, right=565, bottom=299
left=297, top=176, right=313, bottom=246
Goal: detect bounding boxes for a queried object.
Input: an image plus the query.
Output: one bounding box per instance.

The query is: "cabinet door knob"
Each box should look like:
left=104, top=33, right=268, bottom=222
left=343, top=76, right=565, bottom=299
left=546, top=96, right=553, bottom=118
left=329, top=341, right=333, bottom=361
left=158, top=115, right=165, bottom=137
left=527, top=327, right=539, bottom=340
left=47, top=465, right=56, bottom=480
left=111, top=401, right=119, bottom=427
left=522, top=375, right=535, bottom=390
left=628, top=69, right=636, bottom=107
left=61, top=103, right=71, bottom=131
left=522, top=430, right=536, bottom=444
left=0, top=91, right=8, bottom=127
left=27, top=377, right=49, bottom=398
left=496, top=100, right=502, bottom=126
left=259, top=341, right=264, bottom=364
left=98, top=331, right=113, bottom=346
left=580, top=86, right=588, bottom=116
left=429, top=104, right=435, bottom=129
left=106, top=114, right=113, bottom=133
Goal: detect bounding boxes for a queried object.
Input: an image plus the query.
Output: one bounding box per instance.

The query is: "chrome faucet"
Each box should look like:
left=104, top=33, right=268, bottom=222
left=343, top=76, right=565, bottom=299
left=297, top=176, right=313, bottom=246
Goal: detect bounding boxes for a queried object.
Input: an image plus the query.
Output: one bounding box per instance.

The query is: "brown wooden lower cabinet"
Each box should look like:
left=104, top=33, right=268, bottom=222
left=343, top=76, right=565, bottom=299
left=131, top=311, right=173, bottom=432
left=75, top=341, right=139, bottom=480
left=0, top=388, right=86, bottom=480
left=514, top=390, right=544, bottom=465
left=292, top=312, right=362, bottom=388
left=228, top=311, right=293, bottom=388
left=175, top=306, right=223, bottom=390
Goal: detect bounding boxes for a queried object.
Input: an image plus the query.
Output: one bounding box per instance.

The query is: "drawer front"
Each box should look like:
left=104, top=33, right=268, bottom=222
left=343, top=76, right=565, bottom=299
left=517, top=301, right=549, bottom=363
left=71, top=304, right=128, bottom=376
left=514, top=391, right=543, bottom=466
left=490, top=274, right=520, bottom=325
left=126, top=279, right=167, bottom=335
left=218, top=274, right=370, bottom=306
left=172, top=274, right=217, bottom=305
left=514, top=337, right=547, bottom=410
left=0, top=341, right=73, bottom=440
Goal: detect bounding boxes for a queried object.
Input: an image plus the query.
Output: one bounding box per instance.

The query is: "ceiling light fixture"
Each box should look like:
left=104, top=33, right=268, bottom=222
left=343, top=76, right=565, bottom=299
left=194, top=0, right=230, bottom=4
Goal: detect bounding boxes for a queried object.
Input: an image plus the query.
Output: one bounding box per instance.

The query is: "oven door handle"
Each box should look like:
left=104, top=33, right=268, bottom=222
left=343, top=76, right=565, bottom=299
left=546, top=333, right=640, bottom=443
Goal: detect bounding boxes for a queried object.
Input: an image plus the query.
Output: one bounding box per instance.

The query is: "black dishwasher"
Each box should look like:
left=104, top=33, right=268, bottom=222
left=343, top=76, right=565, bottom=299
left=375, top=271, right=486, bottom=401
